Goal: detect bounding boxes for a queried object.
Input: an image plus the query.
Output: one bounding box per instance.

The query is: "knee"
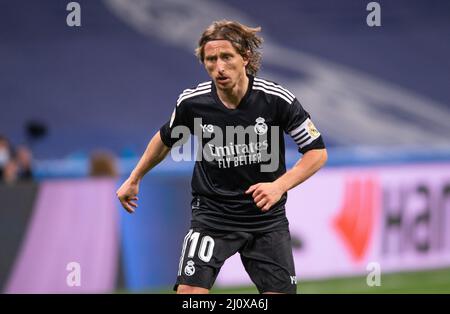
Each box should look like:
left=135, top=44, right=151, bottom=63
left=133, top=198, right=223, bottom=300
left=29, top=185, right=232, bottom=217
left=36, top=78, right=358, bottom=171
left=177, top=284, right=209, bottom=294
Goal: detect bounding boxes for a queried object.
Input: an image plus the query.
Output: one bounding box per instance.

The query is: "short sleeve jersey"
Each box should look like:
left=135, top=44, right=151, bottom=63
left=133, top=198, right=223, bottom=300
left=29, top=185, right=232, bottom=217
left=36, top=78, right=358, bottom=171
left=160, top=75, right=325, bottom=232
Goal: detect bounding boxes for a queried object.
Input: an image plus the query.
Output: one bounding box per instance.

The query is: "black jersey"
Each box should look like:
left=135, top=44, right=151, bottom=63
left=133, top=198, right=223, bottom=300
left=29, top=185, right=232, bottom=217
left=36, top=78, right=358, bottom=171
left=160, top=75, right=325, bottom=232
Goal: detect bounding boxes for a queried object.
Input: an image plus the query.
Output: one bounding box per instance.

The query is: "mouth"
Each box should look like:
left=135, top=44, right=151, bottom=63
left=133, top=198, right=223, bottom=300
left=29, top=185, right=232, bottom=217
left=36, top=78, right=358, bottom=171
left=216, top=76, right=230, bottom=84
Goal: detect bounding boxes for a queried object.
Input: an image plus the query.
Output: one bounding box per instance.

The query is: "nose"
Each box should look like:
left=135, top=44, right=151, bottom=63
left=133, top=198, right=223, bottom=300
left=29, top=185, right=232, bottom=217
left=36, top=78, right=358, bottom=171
left=217, top=59, right=226, bottom=73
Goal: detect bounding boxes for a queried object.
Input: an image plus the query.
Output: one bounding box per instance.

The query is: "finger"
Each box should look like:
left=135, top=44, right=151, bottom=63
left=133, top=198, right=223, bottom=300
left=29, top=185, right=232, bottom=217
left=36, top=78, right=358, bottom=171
left=128, top=201, right=138, bottom=208
left=261, top=203, right=272, bottom=212
left=121, top=201, right=135, bottom=213
left=252, top=188, right=263, bottom=199
left=124, top=205, right=135, bottom=214
left=253, top=193, right=264, bottom=203
left=256, top=199, right=267, bottom=208
left=245, top=183, right=260, bottom=194
left=117, top=195, right=136, bottom=202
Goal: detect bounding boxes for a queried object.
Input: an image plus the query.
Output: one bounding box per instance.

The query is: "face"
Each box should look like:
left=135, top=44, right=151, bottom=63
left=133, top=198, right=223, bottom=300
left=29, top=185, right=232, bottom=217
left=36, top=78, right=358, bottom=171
left=203, top=40, right=248, bottom=91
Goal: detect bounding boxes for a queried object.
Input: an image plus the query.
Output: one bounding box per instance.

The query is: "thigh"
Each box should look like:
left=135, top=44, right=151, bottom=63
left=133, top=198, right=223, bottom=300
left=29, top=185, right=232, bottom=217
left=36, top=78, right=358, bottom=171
left=240, top=229, right=297, bottom=294
left=174, top=228, right=247, bottom=291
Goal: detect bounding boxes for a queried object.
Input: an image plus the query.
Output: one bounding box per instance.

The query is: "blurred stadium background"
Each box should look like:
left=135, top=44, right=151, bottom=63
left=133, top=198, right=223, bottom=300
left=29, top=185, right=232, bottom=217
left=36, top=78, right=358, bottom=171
left=1, top=0, right=450, bottom=293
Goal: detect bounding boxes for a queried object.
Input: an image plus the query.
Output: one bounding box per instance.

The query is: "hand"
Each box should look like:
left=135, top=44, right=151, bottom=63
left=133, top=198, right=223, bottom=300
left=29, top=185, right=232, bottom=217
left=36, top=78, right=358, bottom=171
left=245, top=182, right=285, bottom=212
left=116, top=178, right=140, bottom=213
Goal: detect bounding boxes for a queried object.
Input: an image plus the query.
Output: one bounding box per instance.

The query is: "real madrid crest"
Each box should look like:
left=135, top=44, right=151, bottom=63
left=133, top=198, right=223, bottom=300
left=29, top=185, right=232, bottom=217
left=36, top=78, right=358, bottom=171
left=254, top=117, right=268, bottom=135
left=184, top=260, right=196, bottom=276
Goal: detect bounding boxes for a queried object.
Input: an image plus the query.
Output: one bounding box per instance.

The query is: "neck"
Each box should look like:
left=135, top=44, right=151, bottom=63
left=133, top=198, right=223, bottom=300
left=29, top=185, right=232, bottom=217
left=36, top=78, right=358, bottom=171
left=217, top=74, right=249, bottom=109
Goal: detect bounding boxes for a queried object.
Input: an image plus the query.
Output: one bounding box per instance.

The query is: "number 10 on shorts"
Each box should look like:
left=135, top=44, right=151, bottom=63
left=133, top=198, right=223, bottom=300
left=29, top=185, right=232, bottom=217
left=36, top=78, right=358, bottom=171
left=188, top=232, right=215, bottom=262
left=178, top=230, right=215, bottom=276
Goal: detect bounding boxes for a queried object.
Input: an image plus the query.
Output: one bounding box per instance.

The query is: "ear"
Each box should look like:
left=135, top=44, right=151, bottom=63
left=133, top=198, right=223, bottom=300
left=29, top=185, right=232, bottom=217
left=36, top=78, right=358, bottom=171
left=243, top=52, right=250, bottom=66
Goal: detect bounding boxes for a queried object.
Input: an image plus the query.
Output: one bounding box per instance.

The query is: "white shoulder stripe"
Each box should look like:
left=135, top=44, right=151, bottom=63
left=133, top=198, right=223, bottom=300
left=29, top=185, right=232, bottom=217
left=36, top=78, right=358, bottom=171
left=178, top=84, right=211, bottom=102
left=254, top=77, right=295, bottom=99
left=252, top=86, right=293, bottom=104
left=179, top=81, right=211, bottom=95
left=253, top=81, right=294, bottom=102
left=255, top=77, right=295, bottom=99
left=181, top=87, right=199, bottom=94
left=176, top=88, right=211, bottom=107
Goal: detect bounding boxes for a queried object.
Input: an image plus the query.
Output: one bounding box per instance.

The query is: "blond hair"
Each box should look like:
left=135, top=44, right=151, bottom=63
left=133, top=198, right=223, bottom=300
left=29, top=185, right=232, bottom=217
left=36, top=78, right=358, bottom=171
left=195, top=20, right=263, bottom=76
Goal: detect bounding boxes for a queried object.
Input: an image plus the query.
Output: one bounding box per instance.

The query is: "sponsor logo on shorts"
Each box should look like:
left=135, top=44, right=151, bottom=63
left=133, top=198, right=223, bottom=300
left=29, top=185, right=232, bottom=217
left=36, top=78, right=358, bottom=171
left=290, top=275, right=297, bottom=284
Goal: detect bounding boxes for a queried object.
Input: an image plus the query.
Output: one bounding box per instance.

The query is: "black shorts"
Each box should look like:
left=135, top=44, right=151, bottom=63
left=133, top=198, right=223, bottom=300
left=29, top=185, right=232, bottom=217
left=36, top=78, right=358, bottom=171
left=174, top=227, right=297, bottom=294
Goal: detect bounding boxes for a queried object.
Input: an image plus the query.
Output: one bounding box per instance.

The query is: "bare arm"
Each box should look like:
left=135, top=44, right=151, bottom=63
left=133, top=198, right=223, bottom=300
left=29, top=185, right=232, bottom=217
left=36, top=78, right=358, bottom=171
left=246, top=148, right=328, bottom=211
left=116, top=131, right=171, bottom=213
left=276, top=148, right=328, bottom=192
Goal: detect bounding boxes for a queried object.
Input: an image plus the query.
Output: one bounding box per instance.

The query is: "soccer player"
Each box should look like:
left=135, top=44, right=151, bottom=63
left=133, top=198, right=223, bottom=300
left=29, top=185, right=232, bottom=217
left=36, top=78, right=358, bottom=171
left=116, top=20, right=327, bottom=294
